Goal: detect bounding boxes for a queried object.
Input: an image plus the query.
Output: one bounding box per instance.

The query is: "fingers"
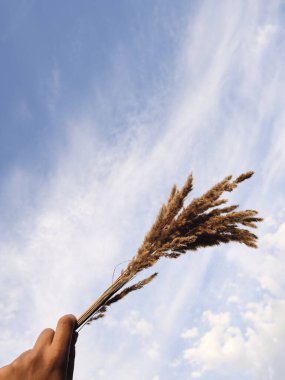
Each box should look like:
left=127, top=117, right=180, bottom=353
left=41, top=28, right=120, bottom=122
left=33, top=328, right=55, bottom=351
left=51, top=315, right=77, bottom=361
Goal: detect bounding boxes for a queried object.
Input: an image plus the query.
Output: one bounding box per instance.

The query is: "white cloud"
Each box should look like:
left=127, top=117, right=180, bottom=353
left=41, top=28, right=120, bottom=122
left=227, top=295, right=240, bottom=304
left=45, top=61, right=62, bottom=118
left=181, top=216, right=285, bottom=379
left=122, top=310, right=153, bottom=337
left=183, top=310, right=247, bottom=373
left=258, top=274, right=282, bottom=295
left=255, top=24, right=278, bottom=49
left=263, top=222, right=285, bottom=251
left=183, top=299, right=285, bottom=379
left=181, top=327, right=199, bottom=340
left=147, top=341, right=161, bottom=361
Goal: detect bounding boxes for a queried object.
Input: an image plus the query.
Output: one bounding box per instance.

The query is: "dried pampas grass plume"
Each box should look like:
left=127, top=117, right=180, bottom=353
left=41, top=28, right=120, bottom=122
left=76, top=171, right=262, bottom=329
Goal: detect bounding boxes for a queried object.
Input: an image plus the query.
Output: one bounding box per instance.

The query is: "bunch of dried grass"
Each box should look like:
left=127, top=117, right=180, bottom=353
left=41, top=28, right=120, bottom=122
left=76, top=171, right=262, bottom=329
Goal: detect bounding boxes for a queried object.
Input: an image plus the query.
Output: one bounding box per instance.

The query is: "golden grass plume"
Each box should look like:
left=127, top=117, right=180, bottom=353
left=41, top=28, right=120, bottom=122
left=76, top=171, right=262, bottom=328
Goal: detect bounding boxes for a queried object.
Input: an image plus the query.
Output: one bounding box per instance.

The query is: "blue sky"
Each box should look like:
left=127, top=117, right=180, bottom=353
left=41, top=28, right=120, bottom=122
left=1, top=1, right=285, bottom=379
left=0, top=0, right=187, bottom=171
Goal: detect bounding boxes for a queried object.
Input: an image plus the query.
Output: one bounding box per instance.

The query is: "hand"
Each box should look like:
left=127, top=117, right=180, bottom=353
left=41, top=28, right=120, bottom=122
left=0, top=314, right=78, bottom=380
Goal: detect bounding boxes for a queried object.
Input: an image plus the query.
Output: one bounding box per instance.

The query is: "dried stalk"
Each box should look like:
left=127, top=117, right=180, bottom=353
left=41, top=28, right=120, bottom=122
left=76, top=171, right=262, bottom=329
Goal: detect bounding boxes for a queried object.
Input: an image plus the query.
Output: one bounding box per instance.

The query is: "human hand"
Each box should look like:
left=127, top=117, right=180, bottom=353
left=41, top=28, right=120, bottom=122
left=0, top=314, right=78, bottom=380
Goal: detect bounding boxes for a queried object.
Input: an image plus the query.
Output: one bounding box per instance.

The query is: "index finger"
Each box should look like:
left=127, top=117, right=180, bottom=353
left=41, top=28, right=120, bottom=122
left=52, top=315, right=77, bottom=359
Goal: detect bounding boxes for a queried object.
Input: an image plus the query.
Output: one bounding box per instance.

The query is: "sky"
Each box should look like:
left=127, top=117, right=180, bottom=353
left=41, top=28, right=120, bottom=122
left=0, top=0, right=285, bottom=379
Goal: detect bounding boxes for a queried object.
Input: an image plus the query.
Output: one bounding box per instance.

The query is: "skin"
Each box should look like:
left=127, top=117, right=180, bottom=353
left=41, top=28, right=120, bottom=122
left=0, top=314, right=78, bottom=380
